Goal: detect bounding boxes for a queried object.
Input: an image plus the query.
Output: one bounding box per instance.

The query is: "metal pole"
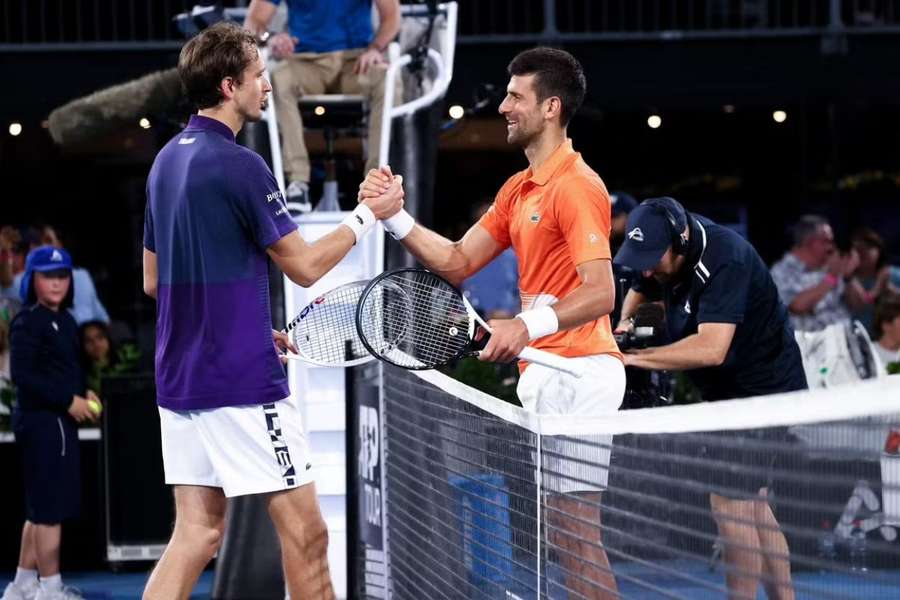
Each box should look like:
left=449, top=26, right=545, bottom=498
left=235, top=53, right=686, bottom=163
left=543, top=0, right=558, bottom=36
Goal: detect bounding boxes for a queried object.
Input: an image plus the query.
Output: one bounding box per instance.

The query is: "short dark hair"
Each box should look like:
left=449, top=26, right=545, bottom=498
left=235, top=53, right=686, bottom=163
left=178, top=21, right=259, bottom=110
left=507, top=47, right=586, bottom=127
left=792, top=214, right=830, bottom=247
left=874, top=293, right=900, bottom=339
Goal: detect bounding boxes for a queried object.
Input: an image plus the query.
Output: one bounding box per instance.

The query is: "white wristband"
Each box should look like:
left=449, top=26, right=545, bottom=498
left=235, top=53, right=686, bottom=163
left=382, top=209, right=415, bottom=240
left=341, top=204, right=376, bottom=244
left=516, top=306, right=559, bottom=341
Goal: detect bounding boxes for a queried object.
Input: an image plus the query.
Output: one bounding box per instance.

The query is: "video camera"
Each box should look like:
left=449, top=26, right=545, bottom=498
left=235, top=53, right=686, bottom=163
left=616, top=303, right=675, bottom=409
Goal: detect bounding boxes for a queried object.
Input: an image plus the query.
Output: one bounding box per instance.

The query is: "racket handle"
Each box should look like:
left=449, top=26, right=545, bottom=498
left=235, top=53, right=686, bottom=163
left=518, top=346, right=584, bottom=378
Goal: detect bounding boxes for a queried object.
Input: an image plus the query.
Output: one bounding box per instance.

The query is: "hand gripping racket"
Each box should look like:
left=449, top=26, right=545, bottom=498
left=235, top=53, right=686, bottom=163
left=355, top=268, right=583, bottom=377
left=281, top=280, right=380, bottom=366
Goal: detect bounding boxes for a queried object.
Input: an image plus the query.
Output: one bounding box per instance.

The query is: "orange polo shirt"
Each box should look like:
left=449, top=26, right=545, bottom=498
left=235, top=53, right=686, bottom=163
left=478, top=139, right=622, bottom=362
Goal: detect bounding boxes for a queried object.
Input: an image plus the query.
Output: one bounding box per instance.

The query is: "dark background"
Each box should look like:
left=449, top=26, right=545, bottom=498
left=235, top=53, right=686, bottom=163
left=1, top=4, right=899, bottom=344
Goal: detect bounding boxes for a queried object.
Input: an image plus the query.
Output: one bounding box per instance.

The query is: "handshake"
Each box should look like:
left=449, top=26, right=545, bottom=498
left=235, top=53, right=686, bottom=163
left=343, top=166, right=417, bottom=243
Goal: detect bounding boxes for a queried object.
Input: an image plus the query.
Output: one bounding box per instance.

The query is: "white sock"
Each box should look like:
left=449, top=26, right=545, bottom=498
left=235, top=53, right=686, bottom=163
left=39, top=574, right=62, bottom=592
left=13, top=568, right=38, bottom=586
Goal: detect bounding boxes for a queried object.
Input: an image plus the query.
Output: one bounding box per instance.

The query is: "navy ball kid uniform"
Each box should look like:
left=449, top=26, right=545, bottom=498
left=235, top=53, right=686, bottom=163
left=10, top=303, right=85, bottom=523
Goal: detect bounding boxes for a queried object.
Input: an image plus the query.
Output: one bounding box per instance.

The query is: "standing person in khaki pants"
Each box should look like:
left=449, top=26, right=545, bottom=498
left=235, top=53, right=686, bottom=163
left=245, top=0, right=402, bottom=212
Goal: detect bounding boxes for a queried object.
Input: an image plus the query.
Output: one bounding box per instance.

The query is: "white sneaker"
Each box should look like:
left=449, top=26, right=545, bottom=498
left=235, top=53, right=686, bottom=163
left=1, top=581, right=38, bottom=600
left=285, top=181, right=312, bottom=214
left=34, top=586, right=82, bottom=600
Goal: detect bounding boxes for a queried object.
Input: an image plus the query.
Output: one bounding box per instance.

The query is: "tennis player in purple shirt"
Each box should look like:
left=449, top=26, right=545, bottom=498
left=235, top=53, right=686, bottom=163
left=141, top=22, right=402, bottom=600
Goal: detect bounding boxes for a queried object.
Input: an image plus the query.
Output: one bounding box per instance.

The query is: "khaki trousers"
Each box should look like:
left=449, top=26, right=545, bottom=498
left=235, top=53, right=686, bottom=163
left=271, top=48, right=401, bottom=183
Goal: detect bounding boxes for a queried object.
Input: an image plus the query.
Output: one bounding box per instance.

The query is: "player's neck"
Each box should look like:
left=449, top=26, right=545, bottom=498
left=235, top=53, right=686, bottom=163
left=197, top=105, right=243, bottom=137
left=524, top=127, right=567, bottom=172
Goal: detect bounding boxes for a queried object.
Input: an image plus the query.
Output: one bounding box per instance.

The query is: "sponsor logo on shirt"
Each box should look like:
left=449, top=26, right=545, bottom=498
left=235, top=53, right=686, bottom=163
left=266, top=191, right=284, bottom=203
left=51, top=321, right=59, bottom=332
left=530, top=213, right=541, bottom=224
left=178, top=137, right=196, bottom=145
left=627, top=227, right=644, bottom=242
left=588, top=233, right=598, bottom=244
left=684, top=299, right=691, bottom=314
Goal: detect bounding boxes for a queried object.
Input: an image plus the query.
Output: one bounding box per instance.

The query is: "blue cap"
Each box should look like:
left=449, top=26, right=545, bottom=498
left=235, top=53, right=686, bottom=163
left=610, top=191, right=638, bottom=217
left=613, top=197, right=686, bottom=271
left=19, top=245, right=74, bottom=305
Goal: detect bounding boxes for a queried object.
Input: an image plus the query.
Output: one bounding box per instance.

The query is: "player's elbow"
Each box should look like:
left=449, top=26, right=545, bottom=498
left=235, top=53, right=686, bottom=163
left=705, top=344, right=729, bottom=367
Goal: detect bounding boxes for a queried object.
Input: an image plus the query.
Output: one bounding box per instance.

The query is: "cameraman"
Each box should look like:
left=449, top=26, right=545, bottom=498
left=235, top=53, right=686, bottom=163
left=614, top=197, right=804, bottom=600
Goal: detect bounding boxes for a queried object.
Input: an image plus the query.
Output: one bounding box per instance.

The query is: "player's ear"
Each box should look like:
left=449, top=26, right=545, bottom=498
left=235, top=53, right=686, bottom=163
left=220, top=76, right=236, bottom=99
left=544, top=96, right=562, bottom=122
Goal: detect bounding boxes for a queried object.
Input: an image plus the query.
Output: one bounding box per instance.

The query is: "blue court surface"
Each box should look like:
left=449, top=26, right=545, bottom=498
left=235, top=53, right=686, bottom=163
left=0, top=570, right=213, bottom=599
left=484, top=560, right=900, bottom=599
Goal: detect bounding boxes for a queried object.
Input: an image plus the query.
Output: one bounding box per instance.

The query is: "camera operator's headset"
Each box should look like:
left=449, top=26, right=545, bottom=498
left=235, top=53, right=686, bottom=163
left=641, top=197, right=689, bottom=255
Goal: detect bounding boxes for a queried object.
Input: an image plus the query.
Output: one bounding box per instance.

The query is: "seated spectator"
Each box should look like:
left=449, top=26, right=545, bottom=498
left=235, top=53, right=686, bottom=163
left=0, top=225, right=26, bottom=306
left=79, top=320, right=141, bottom=394
left=12, top=225, right=110, bottom=326
left=244, top=0, right=402, bottom=211
left=850, top=227, right=900, bottom=334
left=873, top=294, right=900, bottom=374
left=770, top=215, right=867, bottom=332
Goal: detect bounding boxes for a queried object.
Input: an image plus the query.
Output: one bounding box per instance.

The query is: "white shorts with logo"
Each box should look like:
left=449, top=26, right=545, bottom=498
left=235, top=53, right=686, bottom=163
left=517, top=354, right=625, bottom=494
left=158, top=395, right=314, bottom=498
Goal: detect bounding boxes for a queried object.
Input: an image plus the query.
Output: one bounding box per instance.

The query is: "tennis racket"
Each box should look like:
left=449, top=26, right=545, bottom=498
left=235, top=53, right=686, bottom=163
left=355, top=268, right=584, bottom=377
left=281, top=280, right=378, bottom=367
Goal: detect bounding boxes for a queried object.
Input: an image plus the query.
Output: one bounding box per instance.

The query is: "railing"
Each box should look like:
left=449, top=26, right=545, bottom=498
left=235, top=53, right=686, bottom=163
left=1, top=0, right=898, bottom=50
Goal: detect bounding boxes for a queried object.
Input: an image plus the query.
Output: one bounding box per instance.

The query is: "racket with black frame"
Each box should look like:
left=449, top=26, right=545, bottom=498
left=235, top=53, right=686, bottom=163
left=282, top=280, right=398, bottom=366
left=355, top=268, right=583, bottom=377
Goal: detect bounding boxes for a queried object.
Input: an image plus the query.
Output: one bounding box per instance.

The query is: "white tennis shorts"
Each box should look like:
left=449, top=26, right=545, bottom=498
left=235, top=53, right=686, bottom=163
left=158, top=395, right=314, bottom=498
left=517, top=354, right=625, bottom=493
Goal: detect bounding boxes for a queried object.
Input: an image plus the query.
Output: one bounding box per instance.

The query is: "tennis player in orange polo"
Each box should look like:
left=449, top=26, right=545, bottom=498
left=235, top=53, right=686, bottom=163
left=360, top=47, right=624, bottom=600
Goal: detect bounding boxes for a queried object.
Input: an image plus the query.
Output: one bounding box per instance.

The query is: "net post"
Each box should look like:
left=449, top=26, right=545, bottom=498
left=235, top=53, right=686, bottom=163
left=536, top=430, right=543, bottom=597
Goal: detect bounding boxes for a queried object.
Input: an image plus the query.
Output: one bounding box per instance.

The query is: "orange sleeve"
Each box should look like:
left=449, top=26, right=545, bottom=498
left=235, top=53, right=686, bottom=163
left=476, top=177, right=516, bottom=249
left=552, top=176, right=612, bottom=265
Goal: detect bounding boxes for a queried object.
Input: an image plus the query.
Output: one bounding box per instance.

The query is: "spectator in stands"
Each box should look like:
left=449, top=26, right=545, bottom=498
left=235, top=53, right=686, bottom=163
left=0, top=226, right=26, bottom=307
left=5, top=246, right=100, bottom=600
left=850, top=227, right=900, bottom=335
left=615, top=197, right=803, bottom=600
left=610, top=191, right=638, bottom=256
left=770, top=215, right=866, bottom=332
left=609, top=191, right=638, bottom=327
left=78, top=320, right=140, bottom=394
left=873, top=294, right=900, bottom=374
left=244, top=0, right=402, bottom=211
left=11, top=226, right=110, bottom=327
left=461, top=201, right=520, bottom=319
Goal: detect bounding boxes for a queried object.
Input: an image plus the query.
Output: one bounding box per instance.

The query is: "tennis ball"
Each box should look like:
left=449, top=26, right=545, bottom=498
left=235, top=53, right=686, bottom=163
left=87, top=399, right=102, bottom=415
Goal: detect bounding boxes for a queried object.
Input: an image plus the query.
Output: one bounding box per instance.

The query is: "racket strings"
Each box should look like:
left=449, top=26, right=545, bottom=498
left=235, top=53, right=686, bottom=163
left=289, top=283, right=369, bottom=364
left=360, top=271, right=472, bottom=367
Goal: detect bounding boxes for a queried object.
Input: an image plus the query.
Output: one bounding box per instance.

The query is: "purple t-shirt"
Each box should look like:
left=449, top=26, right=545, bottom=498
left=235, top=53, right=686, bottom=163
left=144, top=115, right=296, bottom=410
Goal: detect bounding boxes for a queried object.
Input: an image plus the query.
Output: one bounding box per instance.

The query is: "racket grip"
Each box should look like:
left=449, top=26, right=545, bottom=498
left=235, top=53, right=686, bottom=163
left=517, top=346, right=584, bottom=378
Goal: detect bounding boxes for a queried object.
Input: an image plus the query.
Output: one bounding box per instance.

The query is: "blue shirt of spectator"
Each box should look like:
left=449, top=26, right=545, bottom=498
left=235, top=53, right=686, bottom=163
left=144, top=115, right=297, bottom=411
left=617, top=199, right=807, bottom=401
left=269, top=0, right=373, bottom=54
left=462, top=249, right=520, bottom=317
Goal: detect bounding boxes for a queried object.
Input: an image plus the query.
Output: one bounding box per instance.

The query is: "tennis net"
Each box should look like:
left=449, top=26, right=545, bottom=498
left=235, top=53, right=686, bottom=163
left=363, top=366, right=900, bottom=599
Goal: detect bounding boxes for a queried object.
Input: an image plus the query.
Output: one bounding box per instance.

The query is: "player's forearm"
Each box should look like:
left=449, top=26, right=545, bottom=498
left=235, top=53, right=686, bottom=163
left=626, top=333, right=726, bottom=370
left=284, top=228, right=357, bottom=288
left=550, top=282, right=614, bottom=331
left=399, top=226, right=474, bottom=286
